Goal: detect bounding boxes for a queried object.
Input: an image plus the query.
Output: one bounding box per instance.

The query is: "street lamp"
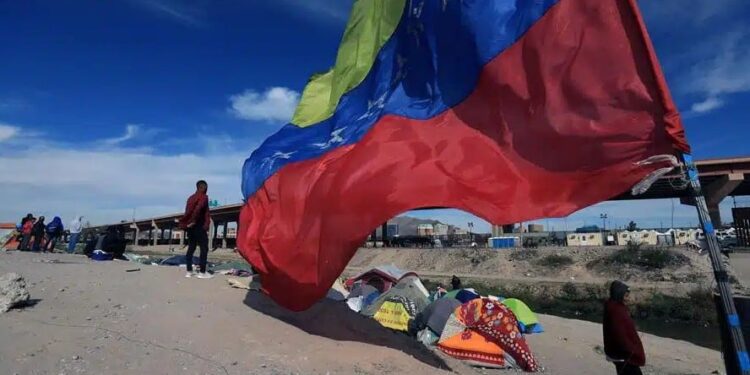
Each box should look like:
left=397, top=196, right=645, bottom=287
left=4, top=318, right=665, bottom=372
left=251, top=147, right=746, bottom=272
left=600, top=214, right=608, bottom=232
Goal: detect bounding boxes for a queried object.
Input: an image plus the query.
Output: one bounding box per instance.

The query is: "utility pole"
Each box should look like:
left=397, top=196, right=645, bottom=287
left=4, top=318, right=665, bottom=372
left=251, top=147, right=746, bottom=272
left=683, top=154, right=749, bottom=374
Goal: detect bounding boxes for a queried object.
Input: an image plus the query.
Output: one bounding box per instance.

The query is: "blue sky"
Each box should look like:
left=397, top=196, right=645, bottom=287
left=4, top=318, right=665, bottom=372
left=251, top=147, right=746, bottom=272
left=0, top=0, right=748, bottom=231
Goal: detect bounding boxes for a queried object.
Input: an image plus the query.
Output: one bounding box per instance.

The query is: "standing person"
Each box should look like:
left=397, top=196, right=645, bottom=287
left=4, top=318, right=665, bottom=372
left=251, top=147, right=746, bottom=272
left=31, top=216, right=46, bottom=252
left=68, top=216, right=84, bottom=253
left=19, top=214, right=35, bottom=250
left=450, top=275, right=462, bottom=290
left=603, top=280, right=645, bottom=375
left=179, top=180, right=212, bottom=279
left=45, top=216, right=64, bottom=252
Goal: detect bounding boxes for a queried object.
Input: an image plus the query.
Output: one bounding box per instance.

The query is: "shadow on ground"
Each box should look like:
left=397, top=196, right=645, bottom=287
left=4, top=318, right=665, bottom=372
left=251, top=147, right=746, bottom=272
left=243, top=291, right=452, bottom=371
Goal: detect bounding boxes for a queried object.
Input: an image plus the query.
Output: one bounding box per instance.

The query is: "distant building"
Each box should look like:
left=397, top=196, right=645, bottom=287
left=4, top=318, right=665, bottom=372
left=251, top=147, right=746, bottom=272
left=616, top=230, right=659, bottom=246
left=417, top=224, right=434, bottom=236
left=387, top=224, right=399, bottom=237
left=434, top=223, right=449, bottom=236
left=527, top=224, right=544, bottom=233
left=672, top=229, right=702, bottom=245
left=567, top=232, right=603, bottom=246
left=453, top=228, right=468, bottom=236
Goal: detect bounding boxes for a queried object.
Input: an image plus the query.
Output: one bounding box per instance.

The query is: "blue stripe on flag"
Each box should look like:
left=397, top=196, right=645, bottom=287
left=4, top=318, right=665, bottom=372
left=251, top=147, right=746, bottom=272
left=241, top=0, right=559, bottom=199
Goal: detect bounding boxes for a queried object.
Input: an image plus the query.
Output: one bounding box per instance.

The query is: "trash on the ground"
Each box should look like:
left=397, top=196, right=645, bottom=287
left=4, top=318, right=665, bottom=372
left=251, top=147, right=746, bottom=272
left=123, top=253, right=152, bottom=265
left=211, top=261, right=254, bottom=273
left=125, top=268, right=141, bottom=272
left=227, top=278, right=251, bottom=290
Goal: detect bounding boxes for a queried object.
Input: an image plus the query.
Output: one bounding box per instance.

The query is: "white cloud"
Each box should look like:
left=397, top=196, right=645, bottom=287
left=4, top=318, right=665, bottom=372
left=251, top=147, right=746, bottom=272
left=0, top=125, right=251, bottom=225
left=0, top=144, right=245, bottom=225
left=638, top=1, right=750, bottom=115
left=104, top=124, right=140, bottom=145
left=689, top=32, right=750, bottom=95
left=229, top=87, right=300, bottom=123
left=679, top=30, right=750, bottom=114
left=690, top=96, right=725, bottom=114
left=128, top=0, right=205, bottom=27
left=0, top=123, right=20, bottom=142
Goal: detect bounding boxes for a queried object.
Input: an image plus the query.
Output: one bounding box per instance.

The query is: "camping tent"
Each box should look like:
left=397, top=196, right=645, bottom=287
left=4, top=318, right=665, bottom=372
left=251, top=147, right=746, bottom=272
left=346, top=283, right=381, bottom=312
left=349, top=283, right=379, bottom=299
left=438, top=298, right=539, bottom=372
left=346, top=265, right=417, bottom=293
left=442, top=288, right=480, bottom=303
left=410, top=297, right=462, bottom=336
left=501, top=298, right=543, bottom=333
left=362, top=276, right=430, bottom=331
left=326, top=279, right=350, bottom=301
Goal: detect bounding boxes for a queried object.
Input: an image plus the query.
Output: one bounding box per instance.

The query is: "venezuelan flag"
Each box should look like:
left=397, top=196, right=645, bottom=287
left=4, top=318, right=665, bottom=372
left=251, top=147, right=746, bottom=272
left=239, top=0, right=689, bottom=311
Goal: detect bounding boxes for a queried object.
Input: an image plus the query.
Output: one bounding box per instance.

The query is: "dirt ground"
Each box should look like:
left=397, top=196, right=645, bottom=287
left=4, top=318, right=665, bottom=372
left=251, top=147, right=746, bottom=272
left=346, top=246, right=729, bottom=295
left=0, top=251, right=724, bottom=375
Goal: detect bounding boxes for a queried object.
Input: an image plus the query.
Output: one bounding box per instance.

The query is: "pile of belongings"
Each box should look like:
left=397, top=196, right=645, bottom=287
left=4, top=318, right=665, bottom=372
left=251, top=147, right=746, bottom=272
left=123, top=253, right=157, bottom=265
left=211, top=261, right=255, bottom=277
left=91, top=249, right=114, bottom=261
left=159, top=255, right=213, bottom=269
left=328, top=266, right=543, bottom=372
left=83, top=227, right=128, bottom=259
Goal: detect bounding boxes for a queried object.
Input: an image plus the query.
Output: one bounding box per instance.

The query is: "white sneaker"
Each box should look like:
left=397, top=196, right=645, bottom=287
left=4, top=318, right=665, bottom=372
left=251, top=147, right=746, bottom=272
left=196, top=272, right=214, bottom=279
left=185, top=271, right=196, bottom=278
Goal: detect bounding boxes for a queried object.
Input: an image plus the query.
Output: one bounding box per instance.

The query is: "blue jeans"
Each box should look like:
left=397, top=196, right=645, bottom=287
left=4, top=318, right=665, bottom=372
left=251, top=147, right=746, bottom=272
left=68, top=233, right=81, bottom=253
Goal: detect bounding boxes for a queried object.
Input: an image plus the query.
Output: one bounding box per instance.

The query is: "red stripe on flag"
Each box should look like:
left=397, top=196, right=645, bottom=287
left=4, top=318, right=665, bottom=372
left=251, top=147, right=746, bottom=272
left=239, top=0, right=686, bottom=311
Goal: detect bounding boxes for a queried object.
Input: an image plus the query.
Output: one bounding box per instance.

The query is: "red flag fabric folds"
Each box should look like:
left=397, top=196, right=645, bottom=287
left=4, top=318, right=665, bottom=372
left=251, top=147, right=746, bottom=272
left=238, top=0, right=688, bottom=311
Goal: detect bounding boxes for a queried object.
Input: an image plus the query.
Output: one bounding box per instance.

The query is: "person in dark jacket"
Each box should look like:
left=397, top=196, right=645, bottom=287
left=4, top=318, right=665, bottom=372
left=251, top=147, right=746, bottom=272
left=18, top=214, right=35, bottom=250
left=603, top=280, right=645, bottom=375
left=179, top=180, right=212, bottom=279
left=31, top=216, right=46, bottom=252
left=45, top=216, right=65, bottom=252
left=451, top=275, right=462, bottom=290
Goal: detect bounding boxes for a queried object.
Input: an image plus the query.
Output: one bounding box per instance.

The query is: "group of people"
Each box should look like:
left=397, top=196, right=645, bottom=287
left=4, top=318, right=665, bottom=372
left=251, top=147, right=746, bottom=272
left=16, top=214, right=84, bottom=253
left=10, top=178, right=211, bottom=278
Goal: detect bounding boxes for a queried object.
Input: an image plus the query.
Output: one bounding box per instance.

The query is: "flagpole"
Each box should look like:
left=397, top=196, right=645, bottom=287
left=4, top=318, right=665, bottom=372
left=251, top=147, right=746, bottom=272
left=683, top=154, right=750, bottom=374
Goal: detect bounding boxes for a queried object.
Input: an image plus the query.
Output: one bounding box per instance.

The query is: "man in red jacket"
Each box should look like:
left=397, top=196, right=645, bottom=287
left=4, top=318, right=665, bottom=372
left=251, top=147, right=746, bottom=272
left=179, top=180, right=212, bottom=279
left=603, top=280, right=645, bottom=375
